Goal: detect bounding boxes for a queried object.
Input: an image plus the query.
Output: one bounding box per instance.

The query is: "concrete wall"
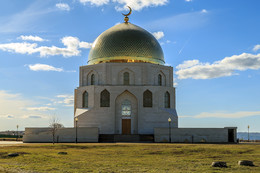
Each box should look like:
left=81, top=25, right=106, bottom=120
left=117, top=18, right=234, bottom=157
left=23, top=127, right=99, bottom=143
left=154, top=127, right=237, bottom=143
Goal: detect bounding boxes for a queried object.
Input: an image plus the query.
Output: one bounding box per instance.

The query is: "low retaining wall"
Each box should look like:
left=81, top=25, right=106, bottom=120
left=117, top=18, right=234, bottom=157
left=23, top=127, right=99, bottom=143
left=154, top=127, right=237, bottom=143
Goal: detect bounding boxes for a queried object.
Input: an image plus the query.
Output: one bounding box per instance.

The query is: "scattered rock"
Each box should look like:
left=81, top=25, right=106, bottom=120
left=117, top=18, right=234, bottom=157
left=211, top=162, right=227, bottom=168
left=238, top=160, right=254, bottom=166
left=8, top=153, right=19, bottom=157
left=58, top=152, right=67, bottom=155
left=200, top=139, right=206, bottom=143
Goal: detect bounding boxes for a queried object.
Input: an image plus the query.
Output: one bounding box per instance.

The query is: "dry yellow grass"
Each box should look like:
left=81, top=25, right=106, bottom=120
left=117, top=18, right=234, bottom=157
left=0, top=143, right=259, bottom=172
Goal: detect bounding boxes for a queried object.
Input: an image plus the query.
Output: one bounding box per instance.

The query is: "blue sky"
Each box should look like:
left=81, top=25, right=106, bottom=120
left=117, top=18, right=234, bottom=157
left=0, top=0, right=260, bottom=132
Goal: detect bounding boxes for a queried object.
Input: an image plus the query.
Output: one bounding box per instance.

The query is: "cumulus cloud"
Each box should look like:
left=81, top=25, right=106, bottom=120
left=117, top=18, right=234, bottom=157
left=152, top=31, right=164, bottom=40
left=26, top=107, right=56, bottom=111
left=253, top=44, right=260, bottom=52
left=56, top=3, right=71, bottom=11
left=0, top=42, right=38, bottom=54
left=28, top=64, right=63, bottom=72
left=79, top=0, right=168, bottom=11
left=18, top=35, right=46, bottom=42
left=189, top=111, right=260, bottom=118
left=176, top=53, right=260, bottom=79
left=0, top=36, right=92, bottom=57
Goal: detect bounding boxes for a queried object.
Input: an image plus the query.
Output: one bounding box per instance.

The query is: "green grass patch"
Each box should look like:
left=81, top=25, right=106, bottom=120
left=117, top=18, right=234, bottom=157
left=0, top=143, right=259, bottom=172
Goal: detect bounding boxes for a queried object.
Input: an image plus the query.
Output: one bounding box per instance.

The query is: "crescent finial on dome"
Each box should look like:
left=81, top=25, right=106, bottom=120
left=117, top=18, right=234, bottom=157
left=122, top=6, right=132, bottom=23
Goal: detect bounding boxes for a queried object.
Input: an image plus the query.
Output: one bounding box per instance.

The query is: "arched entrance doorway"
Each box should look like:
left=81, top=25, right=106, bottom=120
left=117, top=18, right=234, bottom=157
left=115, top=91, right=138, bottom=134
left=121, top=99, right=131, bottom=134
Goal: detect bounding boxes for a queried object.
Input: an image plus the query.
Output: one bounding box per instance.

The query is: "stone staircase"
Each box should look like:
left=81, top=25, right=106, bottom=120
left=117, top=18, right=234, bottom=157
left=99, top=134, right=154, bottom=143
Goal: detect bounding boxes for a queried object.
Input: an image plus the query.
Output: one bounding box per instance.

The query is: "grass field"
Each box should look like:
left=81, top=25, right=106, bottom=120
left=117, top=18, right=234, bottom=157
left=0, top=143, right=259, bottom=172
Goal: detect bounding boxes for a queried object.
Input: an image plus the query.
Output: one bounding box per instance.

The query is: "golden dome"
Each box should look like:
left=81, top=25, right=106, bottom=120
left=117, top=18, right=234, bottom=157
left=88, top=22, right=165, bottom=65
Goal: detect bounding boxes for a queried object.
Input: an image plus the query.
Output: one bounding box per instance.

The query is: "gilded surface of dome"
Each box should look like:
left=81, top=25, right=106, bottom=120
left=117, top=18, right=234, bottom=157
left=88, top=22, right=165, bottom=65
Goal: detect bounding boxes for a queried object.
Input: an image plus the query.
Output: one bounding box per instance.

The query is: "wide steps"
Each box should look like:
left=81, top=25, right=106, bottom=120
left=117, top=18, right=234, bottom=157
left=99, top=134, right=154, bottom=143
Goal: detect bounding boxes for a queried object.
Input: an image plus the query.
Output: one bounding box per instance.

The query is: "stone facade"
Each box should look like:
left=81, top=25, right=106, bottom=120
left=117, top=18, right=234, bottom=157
left=74, top=62, right=178, bottom=134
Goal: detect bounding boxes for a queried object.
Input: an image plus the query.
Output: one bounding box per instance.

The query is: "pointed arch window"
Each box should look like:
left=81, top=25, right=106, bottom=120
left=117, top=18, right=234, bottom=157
left=121, top=99, right=131, bottom=116
left=158, top=74, right=162, bottom=86
left=143, top=90, right=153, bottom=107
left=91, top=74, right=95, bottom=85
left=82, top=91, right=88, bottom=108
left=123, top=72, right=130, bottom=85
left=100, top=89, right=110, bottom=107
left=164, top=91, right=170, bottom=108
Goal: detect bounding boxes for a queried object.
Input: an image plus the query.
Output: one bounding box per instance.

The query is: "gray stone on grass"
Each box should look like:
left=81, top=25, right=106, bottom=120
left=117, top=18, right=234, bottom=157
left=211, top=162, right=227, bottom=168
left=238, top=160, right=254, bottom=166
left=8, top=153, right=19, bottom=157
left=58, top=152, right=68, bottom=155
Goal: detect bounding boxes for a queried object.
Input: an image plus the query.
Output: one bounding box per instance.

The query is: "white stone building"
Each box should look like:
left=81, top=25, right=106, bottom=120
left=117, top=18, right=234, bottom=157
left=23, top=13, right=237, bottom=143
left=74, top=18, right=178, bottom=135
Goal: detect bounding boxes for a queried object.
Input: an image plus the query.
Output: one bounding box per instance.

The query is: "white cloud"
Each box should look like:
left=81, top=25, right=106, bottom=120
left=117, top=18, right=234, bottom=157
left=18, top=35, right=46, bottom=42
left=79, top=0, right=168, bottom=11
left=185, top=0, right=192, bottom=2
left=152, top=31, right=164, bottom=40
left=56, top=95, right=74, bottom=107
left=0, top=42, right=38, bottom=55
left=79, top=41, right=93, bottom=49
left=253, top=44, right=260, bottom=52
left=115, top=0, right=168, bottom=11
left=190, top=111, right=260, bottom=118
left=0, top=36, right=92, bottom=57
left=28, top=64, right=63, bottom=72
left=176, top=60, right=200, bottom=69
left=201, top=9, right=208, bottom=13
left=26, top=107, right=56, bottom=111
left=0, top=90, right=68, bottom=130
left=0, top=90, right=48, bottom=120
left=56, top=3, right=71, bottom=11
left=79, top=0, right=109, bottom=6
left=176, top=53, right=260, bottom=79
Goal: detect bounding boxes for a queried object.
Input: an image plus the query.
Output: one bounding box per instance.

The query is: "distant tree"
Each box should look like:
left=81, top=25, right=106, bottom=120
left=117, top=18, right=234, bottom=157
left=49, top=116, right=64, bottom=144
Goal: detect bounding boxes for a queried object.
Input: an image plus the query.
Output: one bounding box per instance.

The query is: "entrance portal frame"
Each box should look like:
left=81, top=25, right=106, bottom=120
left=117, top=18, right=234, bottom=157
left=115, top=90, right=138, bottom=134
